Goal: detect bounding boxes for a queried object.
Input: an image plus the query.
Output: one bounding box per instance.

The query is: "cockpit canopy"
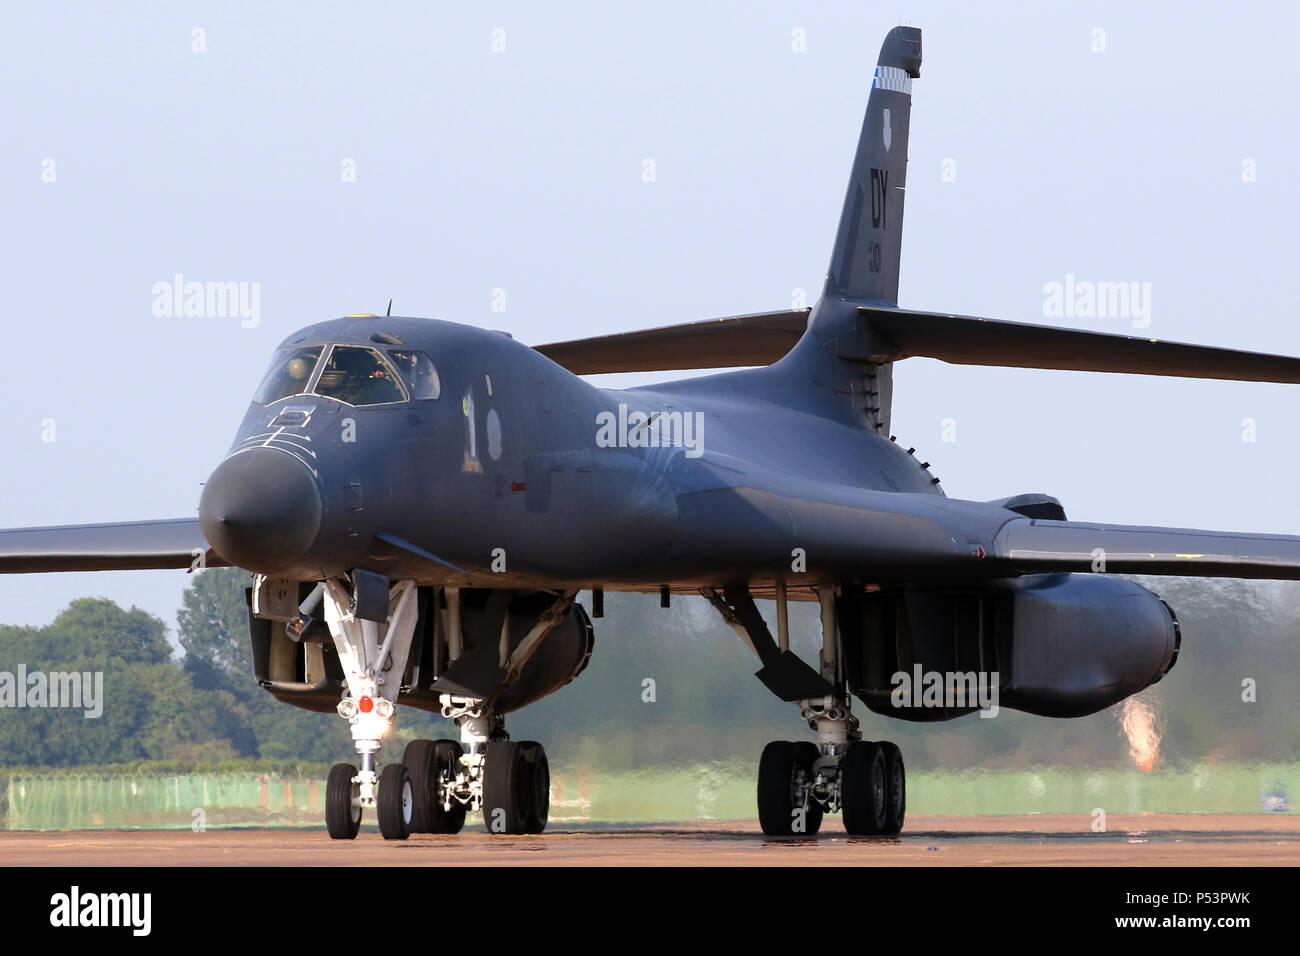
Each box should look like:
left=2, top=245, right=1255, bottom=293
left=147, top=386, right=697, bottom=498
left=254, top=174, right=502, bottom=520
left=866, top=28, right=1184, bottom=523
left=254, top=344, right=441, bottom=406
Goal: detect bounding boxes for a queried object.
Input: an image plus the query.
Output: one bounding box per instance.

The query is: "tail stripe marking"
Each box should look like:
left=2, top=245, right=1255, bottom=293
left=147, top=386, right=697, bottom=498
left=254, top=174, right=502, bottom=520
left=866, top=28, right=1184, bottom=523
left=871, top=66, right=912, bottom=95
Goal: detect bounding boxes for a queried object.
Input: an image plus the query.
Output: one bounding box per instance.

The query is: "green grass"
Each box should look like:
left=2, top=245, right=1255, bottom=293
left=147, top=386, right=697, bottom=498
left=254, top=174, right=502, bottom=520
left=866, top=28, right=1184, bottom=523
left=4, top=762, right=1295, bottom=830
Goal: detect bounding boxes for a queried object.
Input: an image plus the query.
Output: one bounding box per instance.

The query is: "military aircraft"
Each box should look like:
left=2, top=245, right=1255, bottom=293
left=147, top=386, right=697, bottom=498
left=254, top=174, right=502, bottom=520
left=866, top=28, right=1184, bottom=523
left=6, top=25, right=1300, bottom=840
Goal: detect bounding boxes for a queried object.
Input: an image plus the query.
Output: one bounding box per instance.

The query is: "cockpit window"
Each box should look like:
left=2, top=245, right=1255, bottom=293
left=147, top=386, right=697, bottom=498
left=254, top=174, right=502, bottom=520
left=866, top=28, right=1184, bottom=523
left=313, top=345, right=407, bottom=406
left=254, top=346, right=324, bottom=405
left=388, top=350, right=441, bottom=400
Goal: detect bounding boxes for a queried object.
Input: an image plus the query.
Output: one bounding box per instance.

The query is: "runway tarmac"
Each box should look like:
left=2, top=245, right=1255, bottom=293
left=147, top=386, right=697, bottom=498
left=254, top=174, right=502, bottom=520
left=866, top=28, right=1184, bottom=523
left=2, top=814, right=1297, bottom=865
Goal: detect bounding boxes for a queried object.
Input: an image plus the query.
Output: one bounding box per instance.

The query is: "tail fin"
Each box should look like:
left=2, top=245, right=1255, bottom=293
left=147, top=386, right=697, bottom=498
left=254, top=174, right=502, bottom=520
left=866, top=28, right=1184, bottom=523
left=825, top=26, right=921, bottom=303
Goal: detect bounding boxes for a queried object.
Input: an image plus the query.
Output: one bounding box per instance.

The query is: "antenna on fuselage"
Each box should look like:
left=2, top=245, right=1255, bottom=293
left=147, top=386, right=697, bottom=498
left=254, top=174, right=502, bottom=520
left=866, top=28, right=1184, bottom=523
left=386, top=298, right=393, bottom=316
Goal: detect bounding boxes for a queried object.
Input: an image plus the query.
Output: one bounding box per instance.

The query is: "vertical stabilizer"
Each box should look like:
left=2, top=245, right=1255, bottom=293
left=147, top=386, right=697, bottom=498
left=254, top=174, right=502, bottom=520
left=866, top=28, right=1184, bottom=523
left=824, top=26, right=921, bottom=303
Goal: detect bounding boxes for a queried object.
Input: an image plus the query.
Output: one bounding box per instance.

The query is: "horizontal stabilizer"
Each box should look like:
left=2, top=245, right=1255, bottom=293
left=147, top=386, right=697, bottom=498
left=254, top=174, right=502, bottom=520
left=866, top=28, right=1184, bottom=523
left=863, top=306, right=1300, bottom=383
left=993, top=517, right=1300, bottom=580
left=0, top=518, right=222, bottom=573
left=534, top=309, right=809, bottom=375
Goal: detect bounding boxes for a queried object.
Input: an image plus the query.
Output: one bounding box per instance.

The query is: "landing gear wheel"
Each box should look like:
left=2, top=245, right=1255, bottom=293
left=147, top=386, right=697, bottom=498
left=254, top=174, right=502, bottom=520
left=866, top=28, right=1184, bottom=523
left=325, top=763, right=361, bottom=840
left=792, top=741, right=824, bottom=835
left=757, top=740, right=823, bottom=836
left=518, top=741, right=550, bottom=834
left=841, top=740, right=888, bottom=836
left=877, top=740, right=906, bottom=835
left=377, top=763, right=413, bottom=840
left=402, top=739, right=438, bottom=834
left=429, top=740, right=468, bottom=834
left=482, top=740, right=529, bottom=834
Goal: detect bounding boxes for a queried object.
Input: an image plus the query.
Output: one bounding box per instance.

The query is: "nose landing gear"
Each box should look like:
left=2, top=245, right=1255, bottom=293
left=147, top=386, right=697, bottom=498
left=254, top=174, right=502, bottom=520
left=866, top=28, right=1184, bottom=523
left=319, top=578, right=571, bottom=840
left=318, top=573, right=421, bottom=840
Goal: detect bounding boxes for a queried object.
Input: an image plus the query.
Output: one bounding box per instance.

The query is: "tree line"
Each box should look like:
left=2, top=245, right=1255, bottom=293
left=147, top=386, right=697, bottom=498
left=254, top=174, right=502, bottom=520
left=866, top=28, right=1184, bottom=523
left=0, top=569, right=1296, bottom=772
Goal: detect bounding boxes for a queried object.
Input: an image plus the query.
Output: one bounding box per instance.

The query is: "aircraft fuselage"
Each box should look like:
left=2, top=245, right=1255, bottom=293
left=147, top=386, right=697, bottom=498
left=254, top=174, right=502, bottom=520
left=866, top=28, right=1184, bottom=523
left=199, top=313, right=994, bottom=594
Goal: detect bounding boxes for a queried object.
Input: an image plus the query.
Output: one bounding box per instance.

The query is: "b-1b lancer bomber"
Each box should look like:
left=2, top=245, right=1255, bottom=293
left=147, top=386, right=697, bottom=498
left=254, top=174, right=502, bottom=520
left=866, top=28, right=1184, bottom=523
left=7, top=26, right=1300, bottom=839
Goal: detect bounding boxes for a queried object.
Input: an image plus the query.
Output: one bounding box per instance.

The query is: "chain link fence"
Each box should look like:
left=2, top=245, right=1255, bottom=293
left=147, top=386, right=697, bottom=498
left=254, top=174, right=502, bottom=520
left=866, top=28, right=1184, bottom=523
left=2, top=762, right=1295, bottom=830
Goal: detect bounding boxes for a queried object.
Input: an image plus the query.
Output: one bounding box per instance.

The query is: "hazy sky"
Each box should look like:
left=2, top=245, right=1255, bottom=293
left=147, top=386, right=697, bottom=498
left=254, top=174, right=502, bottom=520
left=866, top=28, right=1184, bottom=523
left=2, top=1, right=1298, bottom=638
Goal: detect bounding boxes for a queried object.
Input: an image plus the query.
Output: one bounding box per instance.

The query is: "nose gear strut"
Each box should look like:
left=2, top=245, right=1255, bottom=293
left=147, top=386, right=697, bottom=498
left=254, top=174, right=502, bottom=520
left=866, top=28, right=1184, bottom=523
left=319, top=576, right=574, bottom=840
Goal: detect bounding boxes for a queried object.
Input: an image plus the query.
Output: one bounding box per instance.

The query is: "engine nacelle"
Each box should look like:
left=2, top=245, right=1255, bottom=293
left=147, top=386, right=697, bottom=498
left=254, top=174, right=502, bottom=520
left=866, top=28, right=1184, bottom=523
left=842, top=573, right=1180, bottom=721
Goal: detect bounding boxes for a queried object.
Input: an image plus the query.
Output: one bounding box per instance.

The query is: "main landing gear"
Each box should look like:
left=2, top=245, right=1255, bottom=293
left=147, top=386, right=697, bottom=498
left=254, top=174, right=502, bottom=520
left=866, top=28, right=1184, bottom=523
left=756, top=729, right=906, bottom=837
left=375, top=706, right=551, bottom=839
left=703, top=581, right=908, bottom=837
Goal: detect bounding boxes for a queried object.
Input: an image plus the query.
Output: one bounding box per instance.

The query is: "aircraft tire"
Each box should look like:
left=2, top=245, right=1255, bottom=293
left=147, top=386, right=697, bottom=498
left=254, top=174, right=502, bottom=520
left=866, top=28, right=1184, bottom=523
left=877, top=740, right=906, bottom=835
left=377, top=763, right=413, bottom=840
left=402, top=739, right=437, bottom=833
left=792, top=741, right=824, bottom=835
left=429, top=740, right=468, bottom=834
left=482, top=740, right=528, bottom=834
left=325, top=763, right=361, bottom=840
left=517, top=741, right=550, bottom=834
left=841, top=740, right=888, bottom=836
left=757, top=740, right=822, bottom=836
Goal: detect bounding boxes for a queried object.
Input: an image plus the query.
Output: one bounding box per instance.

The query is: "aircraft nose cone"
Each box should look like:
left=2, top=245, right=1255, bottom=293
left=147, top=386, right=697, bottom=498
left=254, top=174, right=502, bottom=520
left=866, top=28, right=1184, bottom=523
left=199, top=448, right=322, bottom=573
